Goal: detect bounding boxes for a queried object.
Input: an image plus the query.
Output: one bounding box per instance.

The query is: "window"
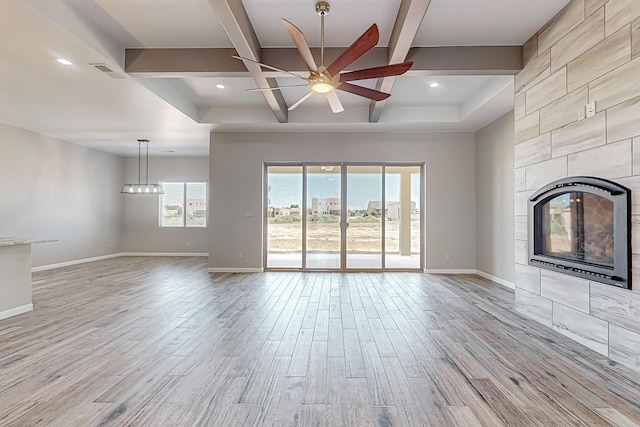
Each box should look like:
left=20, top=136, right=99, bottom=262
left=160, top=182, right=207, bottom=228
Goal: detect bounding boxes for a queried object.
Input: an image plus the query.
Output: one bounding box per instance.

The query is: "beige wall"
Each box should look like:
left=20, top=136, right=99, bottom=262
left=514, top=0, right=640, bottom=371
left=0, top=121, right=209, bottom=265
left=209, top=132, right=476, bottom=271
left=0, top=122, right=123, bottom=267
left=476, top=111, right=515, bottom=284
left=121, top=156, right=209, bottom=254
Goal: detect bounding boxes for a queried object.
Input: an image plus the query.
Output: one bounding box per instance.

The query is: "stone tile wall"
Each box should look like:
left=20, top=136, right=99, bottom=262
left=514, top=0, right=640, bottom=372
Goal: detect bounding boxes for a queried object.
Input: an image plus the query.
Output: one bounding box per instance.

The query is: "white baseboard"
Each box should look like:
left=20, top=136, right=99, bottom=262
left=424, top=269, right=515, bottom=290
left=208, top=268, right=264, bottom=273
left=0, top=304, right=33, bottom=321
left=32, top=252, right=208, bottom=272
left=475, top=270, right=516, bottom=290
left=31, top=255, right=514, bottom=291
left=424, top=269, right=477, bottom=274
left=120, top=252, right=208, bottom=257
left=32, top=253, right=121, bottom=272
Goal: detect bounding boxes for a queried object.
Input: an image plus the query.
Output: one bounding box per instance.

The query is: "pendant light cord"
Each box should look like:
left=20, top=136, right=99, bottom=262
left=138, top=140, right=141, bottom=186
left=146, top=140, right=149, bottom=186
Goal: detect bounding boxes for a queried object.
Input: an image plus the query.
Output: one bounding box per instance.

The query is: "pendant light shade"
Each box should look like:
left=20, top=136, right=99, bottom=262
left=121, top=139, right=164, bottom=195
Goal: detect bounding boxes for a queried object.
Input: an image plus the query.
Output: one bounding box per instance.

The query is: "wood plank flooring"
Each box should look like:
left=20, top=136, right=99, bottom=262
left=1, top=257, right=640, bottom=426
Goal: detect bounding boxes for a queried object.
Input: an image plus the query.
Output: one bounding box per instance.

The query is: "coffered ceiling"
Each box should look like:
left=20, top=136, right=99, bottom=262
left=0, top=0, right=569, bottom=155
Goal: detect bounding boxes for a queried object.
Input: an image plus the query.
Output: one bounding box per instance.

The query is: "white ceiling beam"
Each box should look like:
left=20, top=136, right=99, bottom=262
left=369, top=0, right=432, bottom=123
left=208, top=0, right=288, bottom=123
left=125, top=46, right=522, bottom=77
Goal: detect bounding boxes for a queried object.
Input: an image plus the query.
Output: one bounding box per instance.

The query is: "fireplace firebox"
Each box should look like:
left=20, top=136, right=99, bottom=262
left=528, top=176, right=631, bottom=289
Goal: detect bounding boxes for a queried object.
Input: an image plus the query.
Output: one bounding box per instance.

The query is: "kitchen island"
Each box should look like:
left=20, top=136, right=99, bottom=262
left=0, top=238, right=55, bottom=320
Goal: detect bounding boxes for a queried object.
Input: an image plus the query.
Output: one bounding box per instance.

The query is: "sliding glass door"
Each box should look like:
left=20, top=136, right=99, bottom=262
left=346, top=165, right=382, bottom=269
left=306, top=165, right=342, bottom=269
left=265, top=166, right=303, bottom=268
left=265, top=163, right=423, bottom=271
left=385, top=166, right=421, bottom=269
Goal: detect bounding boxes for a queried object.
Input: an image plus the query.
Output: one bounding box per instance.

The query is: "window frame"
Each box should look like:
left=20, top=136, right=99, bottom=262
left=159, top=181, right=208, bottom=228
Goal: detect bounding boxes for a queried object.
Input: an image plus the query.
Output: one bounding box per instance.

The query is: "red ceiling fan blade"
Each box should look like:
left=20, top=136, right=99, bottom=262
left=339, top=62, right=413, bottom=83
left=282, top=19, right=318, bottom=73
left=337, top=82, right=390, bottom=101
left=326, top=24, right=379, bottom=78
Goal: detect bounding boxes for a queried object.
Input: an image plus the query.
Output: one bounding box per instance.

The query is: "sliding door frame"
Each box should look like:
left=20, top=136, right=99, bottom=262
left=264, top=162, right=425, bottom=272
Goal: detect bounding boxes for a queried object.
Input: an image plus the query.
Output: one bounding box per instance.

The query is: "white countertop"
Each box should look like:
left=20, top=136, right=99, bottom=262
left=0, top=238, right=57, bottom=247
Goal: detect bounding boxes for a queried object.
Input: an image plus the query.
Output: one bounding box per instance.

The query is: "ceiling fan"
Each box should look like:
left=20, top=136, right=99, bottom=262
left=232, top=1, right=413, bottom=113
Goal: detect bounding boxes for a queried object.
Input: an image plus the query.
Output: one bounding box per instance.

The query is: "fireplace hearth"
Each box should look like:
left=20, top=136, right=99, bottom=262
left=528, top=176, right=631, bottom=289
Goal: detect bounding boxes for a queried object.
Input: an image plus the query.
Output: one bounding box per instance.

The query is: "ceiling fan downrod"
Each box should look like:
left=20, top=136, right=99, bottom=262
left=316, top=1, right=330, bottom=68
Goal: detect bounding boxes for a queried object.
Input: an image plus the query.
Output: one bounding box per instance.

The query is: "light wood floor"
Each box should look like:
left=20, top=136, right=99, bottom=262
left=2, top=257, right=640, bottom=426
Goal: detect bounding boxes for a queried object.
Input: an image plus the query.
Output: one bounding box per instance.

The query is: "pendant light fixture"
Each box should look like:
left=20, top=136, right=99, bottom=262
left=121, top=139, right=164, bottom=195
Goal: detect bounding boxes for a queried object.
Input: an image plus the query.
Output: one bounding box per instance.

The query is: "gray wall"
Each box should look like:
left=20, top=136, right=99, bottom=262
left=209, top=132, right=476, bottom=271
left=475, top=111, right=515, bottom=284
left=0, top=122, right=123, bottom=267
left=121, top=156, right=209, bottom=253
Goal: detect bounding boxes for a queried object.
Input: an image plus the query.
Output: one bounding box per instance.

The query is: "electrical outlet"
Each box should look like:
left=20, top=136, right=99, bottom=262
left=445, top=253, right=450, bottom=260
left=578, top=106, right=586, bottom=121
left=586, top=101, right=596, bottom=118
left=238, top=252, right=244, bottom=259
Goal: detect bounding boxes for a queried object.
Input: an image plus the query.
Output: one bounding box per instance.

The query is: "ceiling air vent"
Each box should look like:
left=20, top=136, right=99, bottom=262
left=90, top=63, right=125, bottom=79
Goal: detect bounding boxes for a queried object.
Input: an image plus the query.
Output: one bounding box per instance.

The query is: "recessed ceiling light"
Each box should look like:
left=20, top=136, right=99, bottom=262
left=216, top=84, right=225, bottom=89
left=429, top=82, right=440, bottom=88
left=56, top=58, right=73, bottom=66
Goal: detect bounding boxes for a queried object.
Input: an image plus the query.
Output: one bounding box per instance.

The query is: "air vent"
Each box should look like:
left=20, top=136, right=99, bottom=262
left=94, top=64, right=111, bottom=72
left=90, top=63, right=125, bottom=79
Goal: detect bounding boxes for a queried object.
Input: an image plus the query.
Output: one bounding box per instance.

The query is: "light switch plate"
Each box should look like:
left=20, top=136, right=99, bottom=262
left=578, top=106, right=586, bottom=121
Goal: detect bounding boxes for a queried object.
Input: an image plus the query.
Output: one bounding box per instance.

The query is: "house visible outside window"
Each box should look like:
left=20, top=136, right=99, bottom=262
left=160, top=182, right=207, bottom=228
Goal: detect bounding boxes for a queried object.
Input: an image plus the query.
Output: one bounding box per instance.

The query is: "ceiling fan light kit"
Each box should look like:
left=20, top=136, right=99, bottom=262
left=233, top=1, right=412, bottom=113
left=310, top=75, right=334, bottom=94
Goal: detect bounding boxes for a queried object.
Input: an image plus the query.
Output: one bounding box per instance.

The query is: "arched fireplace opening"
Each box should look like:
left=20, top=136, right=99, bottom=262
left=528, top=176, right=631, bottom=289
